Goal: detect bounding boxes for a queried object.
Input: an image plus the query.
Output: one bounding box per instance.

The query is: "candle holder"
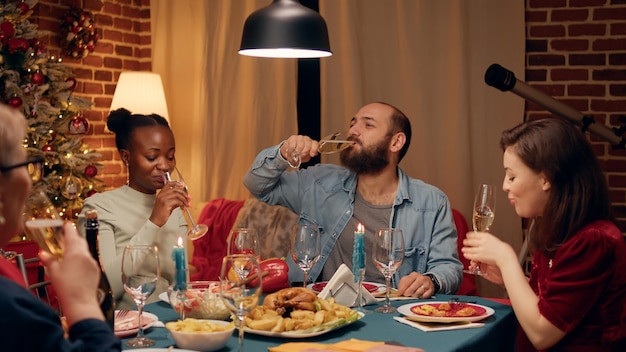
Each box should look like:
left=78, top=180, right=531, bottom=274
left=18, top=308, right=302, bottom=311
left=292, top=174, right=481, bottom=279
left=355, top=268, right=371, bottom=314
left=175, top=288, right=188, bottom=320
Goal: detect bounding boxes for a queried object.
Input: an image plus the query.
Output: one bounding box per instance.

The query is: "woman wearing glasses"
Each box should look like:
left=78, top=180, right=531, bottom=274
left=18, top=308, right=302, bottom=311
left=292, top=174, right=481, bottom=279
left=0, top=104, right=120, bottom=351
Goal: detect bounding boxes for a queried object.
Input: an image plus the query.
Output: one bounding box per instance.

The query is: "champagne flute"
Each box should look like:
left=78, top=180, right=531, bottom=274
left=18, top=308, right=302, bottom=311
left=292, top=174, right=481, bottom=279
left=464, top=183, right=496, bottom=276
left=121, top=245, right=160, bottom=348
left=164, top=167, right=209, bottom=240
left=23, top=190, right=65, bottom=259
left=227, top=228, right=261, bottom=280
left=373, top=228, right=405, bottom=313
left=286, top=131, right=356, bottom=168
left=290, top=223, right=321, bottom=287
left=220, top=254, right=262, bottom=352
left=318, top=131, right=356, bottom=154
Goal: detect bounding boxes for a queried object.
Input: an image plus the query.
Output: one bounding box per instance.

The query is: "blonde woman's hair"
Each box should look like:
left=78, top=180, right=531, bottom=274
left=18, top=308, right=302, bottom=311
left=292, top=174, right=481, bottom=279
left=0, top=104, right=26, bottom=167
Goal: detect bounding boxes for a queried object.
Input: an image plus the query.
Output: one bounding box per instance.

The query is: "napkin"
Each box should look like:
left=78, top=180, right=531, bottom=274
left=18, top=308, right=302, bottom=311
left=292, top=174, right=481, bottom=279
left=270, top=339, right=427, bottom=352
left=393, top=316, right=484, bottom=332
left=317, top=264, right=377, bottom=307
left=269, top=338, right=384, bottom=352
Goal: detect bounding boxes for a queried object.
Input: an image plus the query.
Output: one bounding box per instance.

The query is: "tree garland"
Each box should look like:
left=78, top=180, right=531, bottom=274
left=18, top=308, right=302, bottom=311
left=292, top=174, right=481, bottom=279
left=59, top=7, right=99, bottom=59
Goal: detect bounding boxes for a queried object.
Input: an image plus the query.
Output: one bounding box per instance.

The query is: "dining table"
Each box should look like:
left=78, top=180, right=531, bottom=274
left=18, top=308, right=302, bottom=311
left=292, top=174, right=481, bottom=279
left=120, top=293, right=517, bottom=352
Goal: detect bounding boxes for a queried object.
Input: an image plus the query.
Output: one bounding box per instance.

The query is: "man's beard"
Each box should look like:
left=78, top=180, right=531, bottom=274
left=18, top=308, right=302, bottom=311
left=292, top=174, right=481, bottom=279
left=340, top=135, right=391, bottom=175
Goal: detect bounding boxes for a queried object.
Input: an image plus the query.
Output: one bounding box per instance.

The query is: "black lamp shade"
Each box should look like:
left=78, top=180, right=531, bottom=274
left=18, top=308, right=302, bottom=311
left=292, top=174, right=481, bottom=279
left=239, top=0, right=332, bottom=58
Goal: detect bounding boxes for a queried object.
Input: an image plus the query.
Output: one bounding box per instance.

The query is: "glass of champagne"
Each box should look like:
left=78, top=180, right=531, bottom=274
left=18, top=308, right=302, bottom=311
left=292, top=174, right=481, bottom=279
left=373, top=228, right=405, bottom=313
left=121, top=245, right=160, bottom=348
left=220, top=254, right=262, bottom=352
left=286, top=131, right=356, bottom=168
left=23, top=190, right=65, bottom=259
left=164, top=167, right=209, bottom=240
left=464, top=183, right=496, bottom=276
left=318, top=131, right=356, bottom=154
left=290, top=223, right=321, bottom=287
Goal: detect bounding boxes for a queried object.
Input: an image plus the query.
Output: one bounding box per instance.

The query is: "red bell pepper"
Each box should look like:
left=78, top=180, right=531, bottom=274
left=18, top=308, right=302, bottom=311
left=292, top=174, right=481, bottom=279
left=248, top=257, right=289, bottom=293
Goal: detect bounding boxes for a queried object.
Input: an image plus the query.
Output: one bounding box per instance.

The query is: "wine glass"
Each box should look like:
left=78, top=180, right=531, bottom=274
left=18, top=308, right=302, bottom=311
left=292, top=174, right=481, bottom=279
left=220, top=254, right=262, bottom=352
left=290, top=223, right=321, bottom=287
left=464, top=184, right=496, bottom=276
left=22, top=190, right=65, bottom=259
left=286, top=131, right=356, bottom=168
left=164, top=167, right=209, bottom=240
left=121, top=245, right=160, bottom=348
left=227, top=228, right=261, bottom=257
left=372, top=228, right=405, bottom=313
left=227, top=228, right=261, bottom=280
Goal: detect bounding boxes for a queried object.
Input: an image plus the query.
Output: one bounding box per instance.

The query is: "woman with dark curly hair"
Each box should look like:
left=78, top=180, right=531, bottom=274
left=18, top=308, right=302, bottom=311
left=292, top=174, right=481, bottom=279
left=78, top=108, right=189, bottom=309
left=463, top=117, right=626, bottom=351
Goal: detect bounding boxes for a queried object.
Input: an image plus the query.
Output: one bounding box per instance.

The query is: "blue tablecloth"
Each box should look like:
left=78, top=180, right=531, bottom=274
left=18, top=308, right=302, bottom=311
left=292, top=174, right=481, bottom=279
left=121, top=294, right=517, bottom=352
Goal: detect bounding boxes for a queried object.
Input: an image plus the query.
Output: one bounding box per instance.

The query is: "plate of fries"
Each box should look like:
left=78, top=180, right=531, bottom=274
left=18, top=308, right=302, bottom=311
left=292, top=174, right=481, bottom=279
left=243, top=297, right=364, bottom=338
left=397, top=301, right=494, bottom=323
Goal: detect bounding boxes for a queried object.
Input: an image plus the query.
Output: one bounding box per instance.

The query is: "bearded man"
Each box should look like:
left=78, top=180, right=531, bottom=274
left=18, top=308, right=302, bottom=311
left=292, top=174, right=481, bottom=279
left=243, top=102, right=462, bottom=298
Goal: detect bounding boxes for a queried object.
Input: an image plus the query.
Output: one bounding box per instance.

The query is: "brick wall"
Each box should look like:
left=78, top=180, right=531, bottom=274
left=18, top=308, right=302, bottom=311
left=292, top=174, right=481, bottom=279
left=33, top=0, right=151, bottom=188
left=526, top=0, right=626, bottom=231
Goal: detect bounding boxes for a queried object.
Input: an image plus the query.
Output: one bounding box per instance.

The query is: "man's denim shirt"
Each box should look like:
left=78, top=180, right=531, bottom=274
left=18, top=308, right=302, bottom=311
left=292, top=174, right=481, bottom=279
left=243, top=143, right=463, bottom=294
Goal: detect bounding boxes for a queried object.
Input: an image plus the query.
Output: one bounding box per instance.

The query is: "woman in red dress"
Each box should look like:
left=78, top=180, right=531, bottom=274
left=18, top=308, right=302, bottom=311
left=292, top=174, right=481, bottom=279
left=462, top=117, right=626, bottom=351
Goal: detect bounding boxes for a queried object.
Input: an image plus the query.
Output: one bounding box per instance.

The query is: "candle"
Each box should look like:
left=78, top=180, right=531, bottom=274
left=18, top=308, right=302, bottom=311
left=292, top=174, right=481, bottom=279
left=172, top=236, right=187, bottom=290
left=352, top=223, right=365, bottom=282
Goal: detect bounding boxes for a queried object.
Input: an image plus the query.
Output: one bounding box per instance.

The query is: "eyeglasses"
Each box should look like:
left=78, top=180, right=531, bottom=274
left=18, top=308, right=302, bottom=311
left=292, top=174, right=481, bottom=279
left=0, top=157, right=44, bottom=182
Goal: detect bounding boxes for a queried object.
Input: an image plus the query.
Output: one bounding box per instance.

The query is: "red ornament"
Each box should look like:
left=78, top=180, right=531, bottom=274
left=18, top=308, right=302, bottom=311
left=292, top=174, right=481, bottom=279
left=65, top=77, right=77, bottom=91
left=31, top=72, right=45, bottom=85
left=42, top=144, right=54, bottom=152
left=8, top=96, right=22, bottom=108
left=17, top=2, right=29, bottom=14
left=86, top=189, right=97, bottom=197
left=84, top=164, right=97, bottom=178
left=68, top=115, right=89, bottom=134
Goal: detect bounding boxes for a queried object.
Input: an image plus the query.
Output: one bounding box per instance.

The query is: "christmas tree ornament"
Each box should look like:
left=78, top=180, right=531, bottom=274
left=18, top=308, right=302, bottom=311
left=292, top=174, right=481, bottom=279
left=65, top=77, right=77, bottom=90
left=31, top=71, right=45, bottom=85
left=84, top=164, right=97, bottom=178
left=86, top=189, right=97, bottom=197
left=17, top=2, right=30, bottom=15
left=8, top=96, right=22, bottom=108
left=68, top=114, right=88, bottom=134
left=41, top=144, right=54, bottom=152
left=61, top=174, right=83, bottom=199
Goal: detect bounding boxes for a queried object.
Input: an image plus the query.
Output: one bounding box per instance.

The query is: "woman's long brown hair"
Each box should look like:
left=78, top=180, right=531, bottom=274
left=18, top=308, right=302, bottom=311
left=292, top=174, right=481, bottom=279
left=500, top=118, right=615, bottom=255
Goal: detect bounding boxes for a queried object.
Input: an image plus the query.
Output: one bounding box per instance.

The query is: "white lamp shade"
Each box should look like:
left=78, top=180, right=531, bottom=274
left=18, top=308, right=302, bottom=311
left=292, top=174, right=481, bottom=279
left=109, top=72, right=170, bottom=121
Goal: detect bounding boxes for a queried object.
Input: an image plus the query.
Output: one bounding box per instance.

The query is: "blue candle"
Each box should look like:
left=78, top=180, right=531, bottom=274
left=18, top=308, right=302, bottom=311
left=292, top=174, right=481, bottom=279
left=352, top=223, right=365, bottom=282
left=172, top=236, right=187, bottom=290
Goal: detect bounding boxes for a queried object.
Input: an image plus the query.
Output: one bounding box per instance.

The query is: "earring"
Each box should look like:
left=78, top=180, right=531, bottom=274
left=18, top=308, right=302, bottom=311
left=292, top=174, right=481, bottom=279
left=125, top=163, right=130, bottom=185
left=0, top=200, right=5, bottom=225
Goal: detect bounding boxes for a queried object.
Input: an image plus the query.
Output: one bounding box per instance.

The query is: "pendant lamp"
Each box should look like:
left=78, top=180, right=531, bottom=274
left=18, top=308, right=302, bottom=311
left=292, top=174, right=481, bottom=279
left=239, top=0, right=332, bottom=58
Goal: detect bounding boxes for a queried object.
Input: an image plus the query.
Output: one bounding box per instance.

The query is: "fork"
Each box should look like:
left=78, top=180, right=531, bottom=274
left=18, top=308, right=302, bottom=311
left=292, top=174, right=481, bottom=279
left=448, top=297, right=476, bottom=308
left=115, top=309, right=131, bottom=321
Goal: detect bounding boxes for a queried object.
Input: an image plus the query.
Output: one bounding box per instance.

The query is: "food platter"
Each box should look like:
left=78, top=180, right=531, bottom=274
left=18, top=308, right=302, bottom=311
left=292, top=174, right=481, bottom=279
left=307, top=281, right=386, bottom=295
left=244, top=311, right=364, bottom=338
left=397, top=302, right=494, bottom=323
left=114, top=311, right=158, bottom=338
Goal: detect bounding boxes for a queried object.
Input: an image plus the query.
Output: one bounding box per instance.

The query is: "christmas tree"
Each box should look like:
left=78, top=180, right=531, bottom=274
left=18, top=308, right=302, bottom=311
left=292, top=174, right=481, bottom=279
left=0, top=0, right=103, bottom=220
